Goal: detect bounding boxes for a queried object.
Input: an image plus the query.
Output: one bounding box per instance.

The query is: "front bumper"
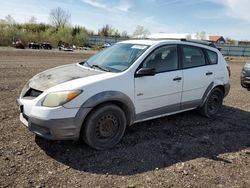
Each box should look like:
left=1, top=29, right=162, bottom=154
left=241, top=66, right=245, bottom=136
left=18, top=98, right=92, bottom=140
left=20, top=113, right=81, bottom=140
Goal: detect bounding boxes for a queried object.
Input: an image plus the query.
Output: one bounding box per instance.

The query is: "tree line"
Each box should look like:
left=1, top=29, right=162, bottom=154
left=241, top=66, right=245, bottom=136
left=0, top=7, right=149, bottom=47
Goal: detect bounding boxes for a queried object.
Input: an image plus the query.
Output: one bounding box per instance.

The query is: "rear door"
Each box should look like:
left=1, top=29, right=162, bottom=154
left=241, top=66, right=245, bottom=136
left=180, top=45, right=215, bottom=109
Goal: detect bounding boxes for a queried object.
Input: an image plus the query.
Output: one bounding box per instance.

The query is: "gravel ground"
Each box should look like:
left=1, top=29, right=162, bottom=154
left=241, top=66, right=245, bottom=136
left=0, top=48, right=249, bottom=188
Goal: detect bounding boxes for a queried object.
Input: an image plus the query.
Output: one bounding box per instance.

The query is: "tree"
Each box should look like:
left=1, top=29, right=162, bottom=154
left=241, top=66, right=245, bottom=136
left=195, top=31, right=206, bottom=40
left=98, top=24, right=114, bottom=36
left=56, top=27, right=73, bottom=44
left=72, top=26, right=89, bottom=46
left=225, top=37, right=235, bottom=45
left=199, top=31, right=206, bottom=40
left=121, top=30, right=128, bottom=38
left=29, top=16, right=37, bottom=24
left=114, top=29, right=120, bottom=37
left=49, top=7, right=71, bottom=28
left=5, top=15, right=16, bottom=25
left=133, top=25, right=150, bottom=38
left=73, top=31, right=88, bottom=46
left=186, top=34, right=192, bottom=39
left=0, top=13, right=94, bottom=47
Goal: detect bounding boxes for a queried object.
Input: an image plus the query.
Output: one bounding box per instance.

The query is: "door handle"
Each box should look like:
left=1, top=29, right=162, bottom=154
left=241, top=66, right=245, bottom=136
left=173, top=77, right=182, bottom=81
left=206, top=71, right=213, bottom=76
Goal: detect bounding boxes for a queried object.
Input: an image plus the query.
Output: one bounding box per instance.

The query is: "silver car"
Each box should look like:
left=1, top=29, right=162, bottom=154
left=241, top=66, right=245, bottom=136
left=241, top=61, right=250, bottom=90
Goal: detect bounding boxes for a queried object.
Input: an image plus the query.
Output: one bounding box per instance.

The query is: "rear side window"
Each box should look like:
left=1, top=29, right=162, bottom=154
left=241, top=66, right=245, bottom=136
left=182, top=46, right=206, bottom=68
left=206, top=50, right=218, bottom=64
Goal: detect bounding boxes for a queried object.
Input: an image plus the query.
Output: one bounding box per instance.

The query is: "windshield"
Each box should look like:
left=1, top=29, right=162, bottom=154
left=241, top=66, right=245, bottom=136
left=81, top=43, right=149, bottom=72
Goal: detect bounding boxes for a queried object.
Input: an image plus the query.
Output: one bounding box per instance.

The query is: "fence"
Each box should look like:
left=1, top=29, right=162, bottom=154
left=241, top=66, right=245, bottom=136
left=86, top=35, right=128, bottom=45
left=217, top=45, right=250, bottom=56
left=86, top=36, right=250, bottom=57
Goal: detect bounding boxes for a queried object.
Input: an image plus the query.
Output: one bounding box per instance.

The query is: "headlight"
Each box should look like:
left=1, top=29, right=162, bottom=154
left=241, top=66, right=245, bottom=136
left=42, top=90, right=82, bottom=107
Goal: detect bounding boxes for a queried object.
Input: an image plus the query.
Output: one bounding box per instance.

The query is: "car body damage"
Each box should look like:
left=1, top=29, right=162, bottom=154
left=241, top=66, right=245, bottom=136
left=28, top=63, right=103, bottom=91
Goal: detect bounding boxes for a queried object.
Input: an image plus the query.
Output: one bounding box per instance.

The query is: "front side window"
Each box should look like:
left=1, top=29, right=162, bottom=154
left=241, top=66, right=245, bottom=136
left=142, top=45, right=178, bottom=73
left=81, top=43, right=149, bottom=72
left=182, top=46, right=206, bottom=68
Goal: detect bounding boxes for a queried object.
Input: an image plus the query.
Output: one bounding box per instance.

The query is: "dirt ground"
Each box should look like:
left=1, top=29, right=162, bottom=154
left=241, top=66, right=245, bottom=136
left=0, top=48, right=249, bottom=188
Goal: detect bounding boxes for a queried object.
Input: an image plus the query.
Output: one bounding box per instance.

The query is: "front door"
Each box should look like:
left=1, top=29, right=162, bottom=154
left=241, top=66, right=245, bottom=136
left=134, top=45, right=183, bottom=120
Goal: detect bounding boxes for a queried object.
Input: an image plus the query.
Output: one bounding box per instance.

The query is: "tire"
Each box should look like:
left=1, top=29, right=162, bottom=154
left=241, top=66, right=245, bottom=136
left=82, top=104, right=126, bottom=150
left=199, top=88, right=224, bottom=118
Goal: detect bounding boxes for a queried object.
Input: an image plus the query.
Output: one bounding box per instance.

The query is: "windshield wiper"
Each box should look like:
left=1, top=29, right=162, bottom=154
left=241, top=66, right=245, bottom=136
left=91, top=64, right=110, bottom=72
left=84, top=61, right=91, bottom=67
left=79, top=61, right=91, bottom=67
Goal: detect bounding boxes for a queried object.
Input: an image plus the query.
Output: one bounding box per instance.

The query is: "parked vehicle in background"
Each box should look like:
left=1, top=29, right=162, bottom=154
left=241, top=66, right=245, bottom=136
left=241, top=61, right=250, bottom=90
left=58, top=41, right=73, bottom=51
left=28, top=42, right=40, bottom=49
left=17, top=39, right=230, bottom=150
left=103, top=42, right=111, bottom=48
left=13, top=40, right=25, bottom=49
left=41, top=42, right=52, bottom=50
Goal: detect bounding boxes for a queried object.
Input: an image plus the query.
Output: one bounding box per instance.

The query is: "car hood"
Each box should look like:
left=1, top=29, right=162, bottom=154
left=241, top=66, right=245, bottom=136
left=28, top=63, right=104, bottom=91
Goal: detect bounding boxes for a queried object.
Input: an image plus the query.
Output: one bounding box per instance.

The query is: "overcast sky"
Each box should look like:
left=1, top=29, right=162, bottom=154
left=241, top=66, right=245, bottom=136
left=1, top=0, right=250, bottom=40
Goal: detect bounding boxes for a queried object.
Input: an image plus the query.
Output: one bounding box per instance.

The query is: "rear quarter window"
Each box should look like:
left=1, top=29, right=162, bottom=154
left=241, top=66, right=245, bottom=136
left=206, top=50, right=218, bottom=64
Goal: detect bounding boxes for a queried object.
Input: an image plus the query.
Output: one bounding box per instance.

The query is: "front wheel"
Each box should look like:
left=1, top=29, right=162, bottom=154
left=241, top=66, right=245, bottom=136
left=199, top=88, right=224, bottom=118
left=82, top=104, right=126, bottom=150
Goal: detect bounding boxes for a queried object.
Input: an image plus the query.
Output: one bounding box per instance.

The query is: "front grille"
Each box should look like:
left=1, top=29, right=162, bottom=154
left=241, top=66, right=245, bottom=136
left=24, top=88, right=43, bottom=98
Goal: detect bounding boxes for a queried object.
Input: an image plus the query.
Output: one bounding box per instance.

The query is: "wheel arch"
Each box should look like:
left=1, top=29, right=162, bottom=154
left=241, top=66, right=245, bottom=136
left=201, top=81, right=228, bottom=107
left=86, top=100, right=134, bottom=127
left=76, top=91, right=135, bottom=130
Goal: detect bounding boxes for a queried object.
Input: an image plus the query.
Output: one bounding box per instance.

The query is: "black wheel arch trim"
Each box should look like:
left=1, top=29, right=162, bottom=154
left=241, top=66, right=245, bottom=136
left=201, top=82, right=230, bottom=107
left=76, top=91, right=136, bottom=128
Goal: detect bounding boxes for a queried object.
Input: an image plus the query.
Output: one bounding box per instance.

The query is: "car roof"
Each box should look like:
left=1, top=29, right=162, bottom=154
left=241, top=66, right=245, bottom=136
left=119, top=39, right=219, bottom=52
left=119, top=39, right=167, bottom=46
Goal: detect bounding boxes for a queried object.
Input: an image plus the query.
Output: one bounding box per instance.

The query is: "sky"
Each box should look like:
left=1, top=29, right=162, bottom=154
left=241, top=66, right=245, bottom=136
left=0, top=0, right=250, bottom=40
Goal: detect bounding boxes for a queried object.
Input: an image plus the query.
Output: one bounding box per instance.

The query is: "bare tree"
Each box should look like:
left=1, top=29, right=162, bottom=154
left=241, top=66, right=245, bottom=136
left=199, top=31, right=206, bottom=40
left=49, top=7, right=71, bottom=28
left=5, top=15, right=16, bottom=25
left=133, top=25, right=150, bottom=38
left=29, top=16, right=37, bottom=24
left=121, top=30, right=128, bottom=38
left=195, top=31, right=206, bottom=40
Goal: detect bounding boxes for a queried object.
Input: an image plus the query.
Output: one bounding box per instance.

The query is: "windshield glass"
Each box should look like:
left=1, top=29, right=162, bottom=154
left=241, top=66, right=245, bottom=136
left=81, top=43, right=149, bottom=72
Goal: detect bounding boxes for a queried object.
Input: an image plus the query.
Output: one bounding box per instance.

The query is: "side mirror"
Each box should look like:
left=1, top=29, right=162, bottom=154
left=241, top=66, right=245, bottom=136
left=135, top=67, right=155, bottom=77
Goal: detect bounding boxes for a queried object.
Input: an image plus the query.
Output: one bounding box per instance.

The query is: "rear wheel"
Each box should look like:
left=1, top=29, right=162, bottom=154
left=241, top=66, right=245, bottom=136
left=199, top=88, right=224, bottom=118
left=82, top=104, right=126, bottom=150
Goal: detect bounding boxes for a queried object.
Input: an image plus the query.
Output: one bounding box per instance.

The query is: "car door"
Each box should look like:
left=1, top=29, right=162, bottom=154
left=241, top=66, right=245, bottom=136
left=180, top=45, right=215, bottom=109
left=134, top=45, right=183, bottom=120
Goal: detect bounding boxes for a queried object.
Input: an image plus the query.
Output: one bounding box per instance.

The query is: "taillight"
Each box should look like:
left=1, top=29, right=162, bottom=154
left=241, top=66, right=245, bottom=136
left=227, top=65, right=231, bottom=77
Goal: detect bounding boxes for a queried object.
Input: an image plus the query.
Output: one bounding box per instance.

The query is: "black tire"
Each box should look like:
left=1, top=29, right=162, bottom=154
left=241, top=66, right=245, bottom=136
left=82, top=104, right=126, bottom=150
left=199, top=88, right=224, bottom=118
